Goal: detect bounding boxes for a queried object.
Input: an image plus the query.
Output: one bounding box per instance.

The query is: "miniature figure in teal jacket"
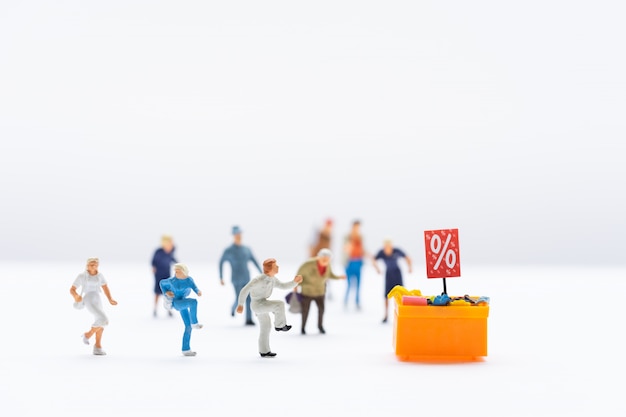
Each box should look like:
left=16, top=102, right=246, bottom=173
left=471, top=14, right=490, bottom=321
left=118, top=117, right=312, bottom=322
left=160, top=263, right=203, bottom=356
left=219, top=225, right=262, bottom=325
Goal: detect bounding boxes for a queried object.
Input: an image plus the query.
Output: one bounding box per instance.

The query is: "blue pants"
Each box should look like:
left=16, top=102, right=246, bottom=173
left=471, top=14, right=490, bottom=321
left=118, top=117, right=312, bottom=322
left=232, top=281, right=253, bottom=322
left=344, top=259, right=363, bottom=307
left=172, top=298, right=199, bottom=352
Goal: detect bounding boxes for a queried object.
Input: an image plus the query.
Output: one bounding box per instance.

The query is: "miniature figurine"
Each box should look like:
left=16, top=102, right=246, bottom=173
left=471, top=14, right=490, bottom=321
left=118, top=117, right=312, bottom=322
left=373, top=239, right=413, bottom=323
left=309, top=217, right=334, bottom=258
left=236, top=258, right=302, bottom=358
left=295, top=248, right=346, bottom=335
left=308, top=217, right=335, bottom=300
left=151, top=234, right=178, bottom=317
left=219, top=225, right=262, bottom=326
left=69, top=257, right=118, bottom=356
left=342, top=219, right=373, bottom=309
left=160, top=263, right=203, bottom=356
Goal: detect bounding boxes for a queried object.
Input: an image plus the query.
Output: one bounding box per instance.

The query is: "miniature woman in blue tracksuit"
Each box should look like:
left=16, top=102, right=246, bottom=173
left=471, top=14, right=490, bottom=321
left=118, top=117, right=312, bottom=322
left=160, top=263, right=203, bottom=356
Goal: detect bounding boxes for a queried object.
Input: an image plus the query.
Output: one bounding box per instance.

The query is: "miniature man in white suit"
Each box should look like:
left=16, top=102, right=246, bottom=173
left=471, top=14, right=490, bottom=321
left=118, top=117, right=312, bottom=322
left=237, top=258, right=303, bottom=357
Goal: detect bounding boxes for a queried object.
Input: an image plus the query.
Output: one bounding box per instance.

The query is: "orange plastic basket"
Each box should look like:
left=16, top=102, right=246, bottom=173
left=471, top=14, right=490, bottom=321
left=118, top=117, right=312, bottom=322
left=392, top=301, right=489, bottom=361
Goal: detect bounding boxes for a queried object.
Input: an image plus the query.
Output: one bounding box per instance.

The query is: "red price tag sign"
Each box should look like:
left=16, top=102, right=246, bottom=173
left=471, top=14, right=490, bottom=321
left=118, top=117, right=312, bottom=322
left=424, top=229, right=461, bottom=278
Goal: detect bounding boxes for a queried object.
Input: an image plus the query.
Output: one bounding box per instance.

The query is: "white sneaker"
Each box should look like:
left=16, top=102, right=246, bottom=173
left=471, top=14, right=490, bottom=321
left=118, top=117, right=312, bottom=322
left=163, top=297, right=173, bottom=311
left=182, top=350, right=197, bottom=357
left=192, top=323, right=203, bottom=329
left=82, top=334, right=90, bottom=345
left=93, top=347, right=107, bottom=356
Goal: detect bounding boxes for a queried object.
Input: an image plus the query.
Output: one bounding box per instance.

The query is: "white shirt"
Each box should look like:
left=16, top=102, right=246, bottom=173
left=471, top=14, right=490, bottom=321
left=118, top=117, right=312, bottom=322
left=72, top=271, right=107, bottom=294
left=238, top=274, right=297, bottom=305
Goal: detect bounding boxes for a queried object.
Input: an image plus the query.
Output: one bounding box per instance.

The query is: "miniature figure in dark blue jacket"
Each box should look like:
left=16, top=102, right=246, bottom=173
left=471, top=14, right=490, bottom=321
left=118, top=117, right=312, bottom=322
left=373, top=239, right=412, bottom=323
left=151, top=235, right=178, bottom=317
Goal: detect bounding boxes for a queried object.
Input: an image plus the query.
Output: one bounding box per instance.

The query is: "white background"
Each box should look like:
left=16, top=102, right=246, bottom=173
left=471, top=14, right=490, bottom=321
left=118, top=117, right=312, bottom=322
left=0, top=2, right=624, bottom=415
left=1, top=1, right=624, bottom=266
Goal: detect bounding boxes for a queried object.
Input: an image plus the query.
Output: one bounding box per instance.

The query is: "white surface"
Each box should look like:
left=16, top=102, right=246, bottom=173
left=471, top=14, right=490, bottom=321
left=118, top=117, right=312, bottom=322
left=1, top=262, right=624, bottom=416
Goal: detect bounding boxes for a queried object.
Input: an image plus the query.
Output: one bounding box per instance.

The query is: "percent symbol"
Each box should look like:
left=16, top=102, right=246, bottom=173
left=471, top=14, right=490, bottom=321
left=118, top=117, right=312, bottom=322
left=431, top=232, right=456, bottom=271
left=424, top=229, right=461, bottom=280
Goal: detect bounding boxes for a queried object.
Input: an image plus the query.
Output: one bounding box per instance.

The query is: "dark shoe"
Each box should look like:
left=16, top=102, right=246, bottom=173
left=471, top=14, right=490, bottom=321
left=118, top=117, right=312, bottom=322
left=318, top=327, right=326, bottom=334
left=260, top=352, right=277, bottom=358
left=275, top=324, right=292, bottom=332
left=245, top=320, right=255, bottom=326
left=301, top=329, right=306, bottom=335
left=382, top=317, right=388, bottom=323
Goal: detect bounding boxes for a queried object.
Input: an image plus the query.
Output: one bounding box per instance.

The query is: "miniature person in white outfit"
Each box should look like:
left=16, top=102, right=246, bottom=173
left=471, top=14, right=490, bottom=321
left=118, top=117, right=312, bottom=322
left=69, top=257, right=118, bottom=355
left=236, top=258, right=303, bottom=357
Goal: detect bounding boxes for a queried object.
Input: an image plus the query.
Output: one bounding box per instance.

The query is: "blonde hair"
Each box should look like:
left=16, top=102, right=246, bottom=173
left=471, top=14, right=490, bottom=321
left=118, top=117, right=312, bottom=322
left=173, top=263, right=189, bottom=277
left=86, top=257, right=99, bottom=265
left=161, top=235, right=173, bottom=244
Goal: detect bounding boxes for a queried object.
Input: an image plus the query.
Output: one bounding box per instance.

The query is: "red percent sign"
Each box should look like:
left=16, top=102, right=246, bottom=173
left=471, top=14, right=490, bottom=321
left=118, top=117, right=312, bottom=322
left=424, top=229, right=461, bottom=279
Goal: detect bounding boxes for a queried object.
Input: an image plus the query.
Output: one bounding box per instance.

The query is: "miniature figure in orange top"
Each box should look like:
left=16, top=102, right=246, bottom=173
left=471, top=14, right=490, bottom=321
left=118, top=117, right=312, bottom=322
left=342, top=219, right=372, bottom=309
left=69, top=257, right=118, bottom=356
